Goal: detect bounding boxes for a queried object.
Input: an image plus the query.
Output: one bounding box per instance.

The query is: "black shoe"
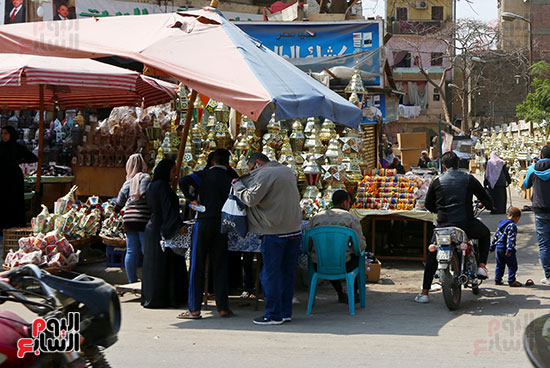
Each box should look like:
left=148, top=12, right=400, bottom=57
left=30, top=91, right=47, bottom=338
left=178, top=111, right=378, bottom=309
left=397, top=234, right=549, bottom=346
left=253, top=316, right=283, bottom=325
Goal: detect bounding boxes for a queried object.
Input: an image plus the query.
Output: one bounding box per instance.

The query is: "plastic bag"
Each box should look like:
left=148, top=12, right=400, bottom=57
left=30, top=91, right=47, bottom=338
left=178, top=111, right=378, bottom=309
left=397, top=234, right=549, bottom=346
left=220, top=190, right=248, bottom=237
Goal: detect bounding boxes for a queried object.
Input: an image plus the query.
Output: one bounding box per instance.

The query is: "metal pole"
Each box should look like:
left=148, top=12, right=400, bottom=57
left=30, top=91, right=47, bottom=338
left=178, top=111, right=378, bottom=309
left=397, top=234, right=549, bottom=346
left=35, top=84, right=45, bottom=194
left=438, top=117, right=442, bottom=170
left=174, top=89, right=197, bottom=188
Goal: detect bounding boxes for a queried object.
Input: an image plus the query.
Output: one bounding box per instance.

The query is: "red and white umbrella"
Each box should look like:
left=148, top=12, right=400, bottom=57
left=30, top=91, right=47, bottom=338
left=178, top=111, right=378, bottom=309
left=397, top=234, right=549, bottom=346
left=0, top=54, right=177, bottom=110
left=0, top=53, right=178, bottom=192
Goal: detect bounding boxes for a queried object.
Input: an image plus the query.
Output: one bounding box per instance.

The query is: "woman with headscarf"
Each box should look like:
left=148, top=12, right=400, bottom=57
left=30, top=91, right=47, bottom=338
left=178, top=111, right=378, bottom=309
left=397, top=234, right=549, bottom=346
left=484, top=152, right=512, bottom=214
left=0, top=126, right=37, bottom=232
left=114, top=153, right=152, bottom=283
left=142, top=159, right=188, bottom=309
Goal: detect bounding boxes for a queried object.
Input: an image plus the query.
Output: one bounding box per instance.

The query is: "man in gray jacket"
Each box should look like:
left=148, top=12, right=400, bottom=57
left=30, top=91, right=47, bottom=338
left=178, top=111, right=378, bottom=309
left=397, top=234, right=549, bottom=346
left=232, top=152, right=302, bottom=325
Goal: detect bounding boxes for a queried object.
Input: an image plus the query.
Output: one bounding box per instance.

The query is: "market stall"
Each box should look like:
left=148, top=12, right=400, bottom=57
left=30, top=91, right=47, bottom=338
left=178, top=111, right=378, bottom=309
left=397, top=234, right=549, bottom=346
left=474, top=122, right=549, bottom=199
left=0, top=53, right=177, bottom=201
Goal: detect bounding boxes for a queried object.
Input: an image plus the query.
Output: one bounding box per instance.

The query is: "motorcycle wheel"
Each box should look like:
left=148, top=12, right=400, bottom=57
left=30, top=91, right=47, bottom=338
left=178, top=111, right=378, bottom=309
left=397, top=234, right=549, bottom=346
left=441, top=250, right=462, bottom=310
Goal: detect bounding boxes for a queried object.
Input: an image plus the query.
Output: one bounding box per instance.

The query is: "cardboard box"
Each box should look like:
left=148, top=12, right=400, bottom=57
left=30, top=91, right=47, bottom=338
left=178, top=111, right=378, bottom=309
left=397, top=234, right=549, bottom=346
left=365, top=259, right=381, bottom=283
left=398, top=148, right=424, bottom=167
left=397, top=132, right=427, bottom=150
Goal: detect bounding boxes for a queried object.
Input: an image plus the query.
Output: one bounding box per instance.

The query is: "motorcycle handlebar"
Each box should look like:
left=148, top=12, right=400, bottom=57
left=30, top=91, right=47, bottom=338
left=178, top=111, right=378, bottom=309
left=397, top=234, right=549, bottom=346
left=2, top=265, right=58, bottom=314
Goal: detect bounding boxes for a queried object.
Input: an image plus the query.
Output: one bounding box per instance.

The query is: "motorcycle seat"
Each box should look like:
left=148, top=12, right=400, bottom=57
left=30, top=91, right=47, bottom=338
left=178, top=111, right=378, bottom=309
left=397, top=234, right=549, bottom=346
left=434, top=226, right=469, bottom=243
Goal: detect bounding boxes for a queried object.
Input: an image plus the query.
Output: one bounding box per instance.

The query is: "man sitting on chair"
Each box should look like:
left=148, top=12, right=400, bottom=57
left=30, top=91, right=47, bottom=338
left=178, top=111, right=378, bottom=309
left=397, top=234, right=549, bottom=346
left=308, top=190, right=367, bottom=303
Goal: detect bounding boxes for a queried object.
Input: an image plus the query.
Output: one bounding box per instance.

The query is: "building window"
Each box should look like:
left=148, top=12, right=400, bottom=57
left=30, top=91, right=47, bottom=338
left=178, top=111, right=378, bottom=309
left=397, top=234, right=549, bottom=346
left=395, top=52, right=411, bottom=68
left=433, top=88, right=440, bottom=101
left=396, top=7, right=408, bottom=21
left=431, top=52, right=443, bottom=66
left=431, top=6, right=443, bottom=21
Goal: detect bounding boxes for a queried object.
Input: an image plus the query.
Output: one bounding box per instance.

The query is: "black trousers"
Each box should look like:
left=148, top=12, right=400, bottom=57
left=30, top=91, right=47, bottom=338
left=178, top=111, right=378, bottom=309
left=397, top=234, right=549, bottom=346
left=314, top=255, right=360, bottom=295
left=422, top=218, right=491, bottom=291
left=189, top=220, right=229, bottom=311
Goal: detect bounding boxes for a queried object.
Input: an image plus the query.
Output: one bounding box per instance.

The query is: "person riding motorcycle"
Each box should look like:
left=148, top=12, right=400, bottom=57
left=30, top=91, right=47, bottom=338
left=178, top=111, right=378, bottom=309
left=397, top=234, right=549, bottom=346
left=415, top=151, right=494, bottom=303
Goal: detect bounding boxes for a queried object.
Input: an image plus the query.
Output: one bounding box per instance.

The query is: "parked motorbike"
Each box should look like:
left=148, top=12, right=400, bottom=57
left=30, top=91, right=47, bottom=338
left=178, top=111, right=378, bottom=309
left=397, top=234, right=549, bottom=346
left=432, top=227, right=484, bottom=310
left=0, top=264, right=121, bottom=367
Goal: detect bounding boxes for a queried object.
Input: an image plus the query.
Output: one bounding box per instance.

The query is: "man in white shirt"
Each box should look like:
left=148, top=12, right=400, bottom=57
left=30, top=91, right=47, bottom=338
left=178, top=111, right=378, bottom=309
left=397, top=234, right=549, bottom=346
left=5, top=0, right=25, bottom=24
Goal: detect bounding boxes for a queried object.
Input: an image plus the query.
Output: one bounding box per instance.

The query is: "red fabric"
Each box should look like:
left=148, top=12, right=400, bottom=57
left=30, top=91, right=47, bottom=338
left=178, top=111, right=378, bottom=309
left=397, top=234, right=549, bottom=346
left=268, top=1, right=302, bottom=13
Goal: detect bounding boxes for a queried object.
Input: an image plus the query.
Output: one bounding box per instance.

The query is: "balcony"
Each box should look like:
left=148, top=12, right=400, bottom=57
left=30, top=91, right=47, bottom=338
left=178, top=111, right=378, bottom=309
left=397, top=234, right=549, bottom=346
left=390, top=20, right=443, bottom=35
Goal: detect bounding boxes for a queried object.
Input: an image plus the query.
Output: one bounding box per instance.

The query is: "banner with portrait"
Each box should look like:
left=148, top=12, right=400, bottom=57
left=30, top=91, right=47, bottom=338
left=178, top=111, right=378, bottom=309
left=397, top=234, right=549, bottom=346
left=2, top=0, right=27, bottom=25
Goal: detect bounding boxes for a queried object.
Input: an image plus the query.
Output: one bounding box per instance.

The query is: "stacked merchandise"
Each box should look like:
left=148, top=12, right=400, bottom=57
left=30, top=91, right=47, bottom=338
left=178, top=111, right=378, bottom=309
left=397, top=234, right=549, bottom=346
left=3, top=230, right=80, bottom=270
left=394, top=132, right=427, bottom=171
left=30, top=186, right=111, bottom=240
left=354, top=169, right=431, bottom=211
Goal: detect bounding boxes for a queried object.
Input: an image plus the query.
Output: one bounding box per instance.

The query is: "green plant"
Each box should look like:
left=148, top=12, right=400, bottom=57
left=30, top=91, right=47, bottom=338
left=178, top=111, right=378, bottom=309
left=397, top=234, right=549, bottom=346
left=517, top=61, right=550, bottom=123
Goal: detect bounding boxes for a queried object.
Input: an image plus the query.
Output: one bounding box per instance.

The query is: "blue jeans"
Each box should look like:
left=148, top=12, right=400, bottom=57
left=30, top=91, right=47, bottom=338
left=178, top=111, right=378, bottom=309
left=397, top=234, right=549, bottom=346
left=260, top=234, right=301, bottom=321
left=535, top=213, right=550, bottom=279
left=125, top=231, right=145, bottom=283
left=494, top=248, right=518, bottom=284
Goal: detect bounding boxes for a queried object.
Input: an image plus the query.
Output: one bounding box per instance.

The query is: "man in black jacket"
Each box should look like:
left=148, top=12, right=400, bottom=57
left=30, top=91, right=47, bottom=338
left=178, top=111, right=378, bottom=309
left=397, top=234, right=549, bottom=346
left=415, top=151, right=494, bottom=303
left=523, top=145, right=550, bottom=285
left=179, top=149, right=233, bottom=318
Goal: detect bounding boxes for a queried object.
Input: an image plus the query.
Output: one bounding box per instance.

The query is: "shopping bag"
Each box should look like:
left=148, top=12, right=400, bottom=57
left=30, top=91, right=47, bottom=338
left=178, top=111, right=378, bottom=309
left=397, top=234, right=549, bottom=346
left=221, top=190, right=248, bottom=237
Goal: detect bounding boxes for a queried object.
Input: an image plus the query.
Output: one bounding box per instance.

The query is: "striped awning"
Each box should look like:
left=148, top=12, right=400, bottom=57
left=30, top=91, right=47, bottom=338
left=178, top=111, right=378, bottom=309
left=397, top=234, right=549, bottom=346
left=0, top=54, right=177, bottom=110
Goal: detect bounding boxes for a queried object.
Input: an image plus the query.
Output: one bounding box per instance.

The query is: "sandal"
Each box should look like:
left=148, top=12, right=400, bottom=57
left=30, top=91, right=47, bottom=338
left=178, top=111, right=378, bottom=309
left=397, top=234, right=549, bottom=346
left=525, top=279, right=535, bottom=287
left=509, top=281, right=522, bottom=287
left=240, top=291, right=250, bottom=299
left=219, top=310, right=234, bottom=318
left=177, top=311, right=202, bottom=319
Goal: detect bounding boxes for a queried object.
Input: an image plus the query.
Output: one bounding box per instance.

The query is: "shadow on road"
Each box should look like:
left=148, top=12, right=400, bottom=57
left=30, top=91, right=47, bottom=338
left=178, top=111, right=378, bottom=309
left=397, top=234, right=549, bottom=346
left=167, top=283, right=549, bottom=337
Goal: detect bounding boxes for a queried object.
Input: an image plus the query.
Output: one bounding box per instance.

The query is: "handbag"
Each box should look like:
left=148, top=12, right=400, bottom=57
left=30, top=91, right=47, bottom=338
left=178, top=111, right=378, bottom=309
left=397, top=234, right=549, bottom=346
left=220, top=189, right=248, bottom=237
left=160, top=225, right=192, bottom=256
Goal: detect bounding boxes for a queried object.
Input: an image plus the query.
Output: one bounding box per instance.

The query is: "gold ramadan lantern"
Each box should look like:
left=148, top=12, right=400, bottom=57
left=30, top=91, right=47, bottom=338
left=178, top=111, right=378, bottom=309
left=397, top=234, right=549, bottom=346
left=289, top=119, right=306, bottom=152
left=262, top=115, right=283, bottom=150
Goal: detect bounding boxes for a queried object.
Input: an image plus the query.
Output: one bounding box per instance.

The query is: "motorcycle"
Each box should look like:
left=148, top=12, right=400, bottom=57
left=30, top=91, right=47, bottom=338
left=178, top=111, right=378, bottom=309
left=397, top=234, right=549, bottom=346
left=0, top=264, right=121, bottom=367
left=432, top=227, right=484, bottom=310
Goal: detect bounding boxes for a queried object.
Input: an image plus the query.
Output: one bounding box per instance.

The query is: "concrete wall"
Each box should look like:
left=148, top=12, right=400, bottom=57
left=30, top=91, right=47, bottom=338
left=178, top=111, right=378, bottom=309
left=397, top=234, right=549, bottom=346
left=500, top=0, right=550, bottom=62
left=531, top=0, right=550, bottom=62
left=386, top=0, right=453, bottom=21
left=499, top=0, right=529, bottom=50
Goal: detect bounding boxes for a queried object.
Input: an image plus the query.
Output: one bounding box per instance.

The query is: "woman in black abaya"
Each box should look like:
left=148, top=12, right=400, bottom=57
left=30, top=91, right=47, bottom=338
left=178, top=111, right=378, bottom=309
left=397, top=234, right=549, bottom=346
left=142, top=159, right=188, bottom=309
left=0, top=126, right=37, bottom=232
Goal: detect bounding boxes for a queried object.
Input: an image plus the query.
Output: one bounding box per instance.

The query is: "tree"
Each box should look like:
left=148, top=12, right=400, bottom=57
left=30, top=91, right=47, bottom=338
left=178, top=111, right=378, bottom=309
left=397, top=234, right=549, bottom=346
left=517, top=61, right=550, bottom=123
left=401, top=19, right=526, bottom=134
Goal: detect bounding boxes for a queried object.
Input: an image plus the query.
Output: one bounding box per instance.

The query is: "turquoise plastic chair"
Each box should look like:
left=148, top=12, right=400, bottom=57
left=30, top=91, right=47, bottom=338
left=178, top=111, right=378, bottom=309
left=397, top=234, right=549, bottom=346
left=302, top=225, right=366, bottom=315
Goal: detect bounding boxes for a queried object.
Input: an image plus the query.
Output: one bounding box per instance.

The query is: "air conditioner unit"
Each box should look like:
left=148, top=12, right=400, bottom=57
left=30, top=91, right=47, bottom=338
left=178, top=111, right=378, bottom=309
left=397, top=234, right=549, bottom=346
left=416, top=0, right=428, bottom=9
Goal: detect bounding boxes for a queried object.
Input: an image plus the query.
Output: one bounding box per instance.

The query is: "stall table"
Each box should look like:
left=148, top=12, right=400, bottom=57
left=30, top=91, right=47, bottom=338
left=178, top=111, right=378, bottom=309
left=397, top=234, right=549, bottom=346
left=352, top=209, right=435, bottom=262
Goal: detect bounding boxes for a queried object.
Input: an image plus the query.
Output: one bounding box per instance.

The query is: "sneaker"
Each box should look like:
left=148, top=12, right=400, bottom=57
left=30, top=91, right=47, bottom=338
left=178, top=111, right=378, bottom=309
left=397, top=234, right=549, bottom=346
left=477, top=267, right=488, bottom=279
left=253, top=316, right=283, bottom=325
left=495, top=281, right=504, bottom=285
left=282, top=317, right=292, bottom=322
left=414, top=293, right=429, bottom=303
left=292, top=297, right=300, bottom=304
left=541, top=278, right=550, bottom=286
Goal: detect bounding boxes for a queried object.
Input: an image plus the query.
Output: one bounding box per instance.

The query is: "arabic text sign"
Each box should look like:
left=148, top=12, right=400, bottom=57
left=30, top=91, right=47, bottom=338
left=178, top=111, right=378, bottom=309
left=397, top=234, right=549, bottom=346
left=236, top=21, right=383, bottom=87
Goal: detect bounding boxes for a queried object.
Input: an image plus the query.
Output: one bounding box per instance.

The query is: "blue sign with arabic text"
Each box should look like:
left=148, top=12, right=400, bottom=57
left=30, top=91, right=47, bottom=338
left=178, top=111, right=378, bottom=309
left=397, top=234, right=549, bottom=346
left=235, top=21, right=383, bottom=87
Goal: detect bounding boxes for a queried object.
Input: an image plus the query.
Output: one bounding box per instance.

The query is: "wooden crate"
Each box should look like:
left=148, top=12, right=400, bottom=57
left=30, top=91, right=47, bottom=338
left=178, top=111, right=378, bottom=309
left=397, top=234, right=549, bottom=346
left=2, top=227, right=33, bottom=255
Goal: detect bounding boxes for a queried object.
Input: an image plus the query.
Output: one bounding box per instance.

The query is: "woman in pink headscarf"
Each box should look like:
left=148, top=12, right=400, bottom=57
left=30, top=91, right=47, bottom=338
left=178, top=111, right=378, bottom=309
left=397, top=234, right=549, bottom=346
left=114, top=153, right=152, bottom=283
left=484, top=152, right=511, bottom=214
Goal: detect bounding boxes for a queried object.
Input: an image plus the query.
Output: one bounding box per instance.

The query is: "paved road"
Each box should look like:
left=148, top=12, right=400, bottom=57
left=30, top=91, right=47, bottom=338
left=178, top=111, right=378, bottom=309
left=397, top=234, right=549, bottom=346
left=8, top=190, right=549, bottom=367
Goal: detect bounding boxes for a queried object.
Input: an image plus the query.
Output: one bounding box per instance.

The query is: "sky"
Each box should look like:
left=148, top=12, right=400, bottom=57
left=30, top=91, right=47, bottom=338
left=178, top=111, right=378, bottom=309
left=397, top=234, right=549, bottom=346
left=363, top=0, right=499, bottom=23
